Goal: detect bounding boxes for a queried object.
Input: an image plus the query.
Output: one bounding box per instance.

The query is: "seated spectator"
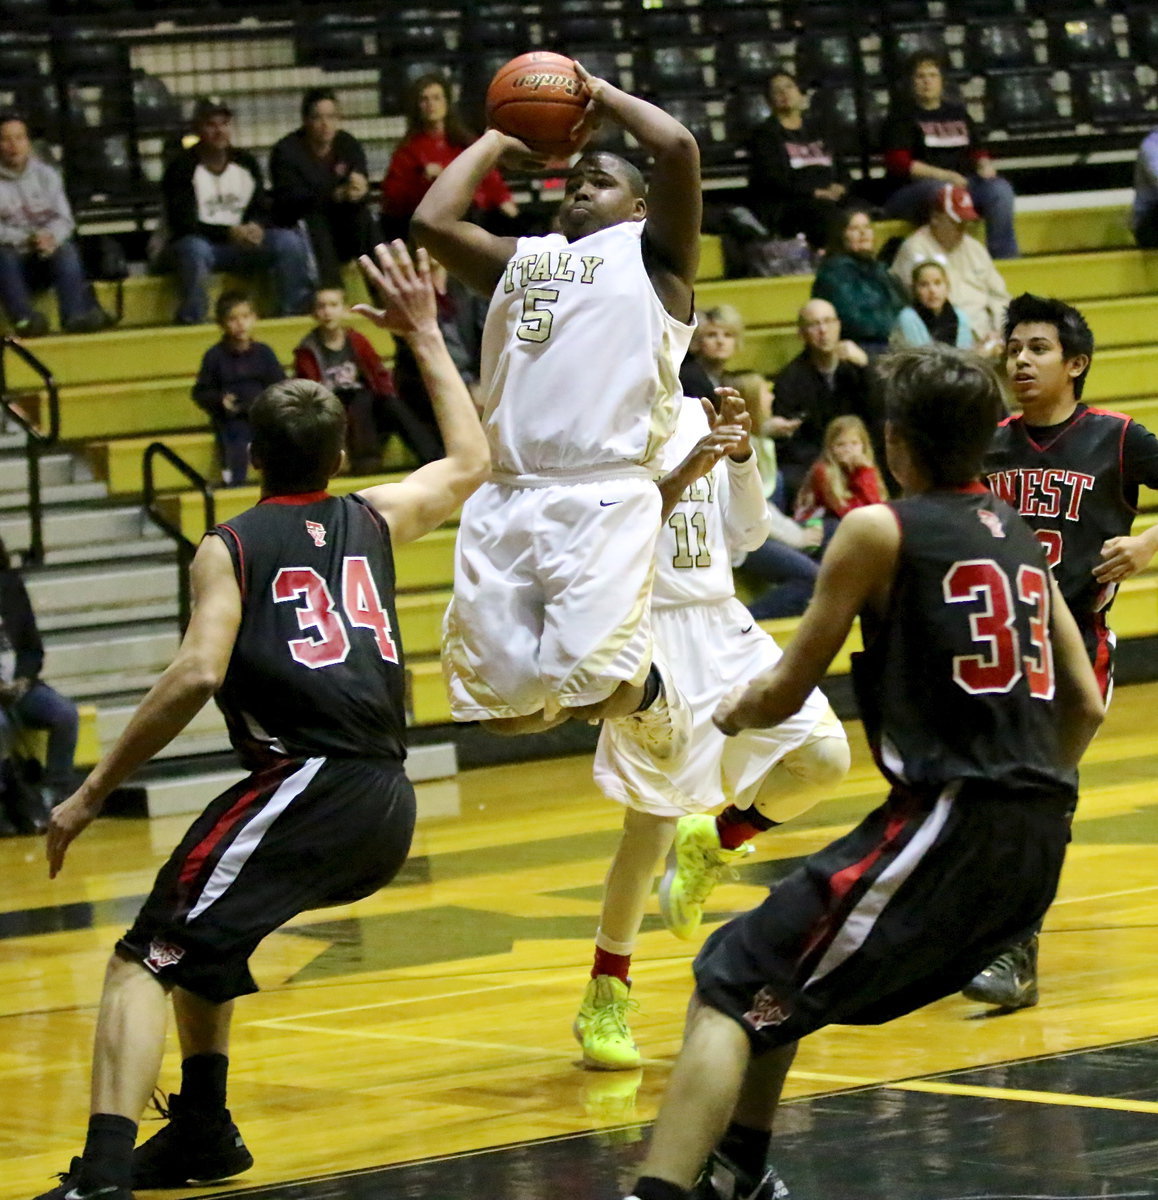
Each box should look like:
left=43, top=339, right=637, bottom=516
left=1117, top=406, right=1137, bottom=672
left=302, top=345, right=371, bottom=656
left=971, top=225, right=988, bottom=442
left=728, top=371, right=820, bottom=620
left=0, top=534, right=78, bottom=827
left=745, top=71, right=847, bottom=249
left=389, top=265, right=484, bottom=466
left=380, top=74, right=517, bottom=242
left=882, top=54, right=1018, bottom=260
left=293, top=286, right=391, bottom=475
left=812, top=206, right=903, bottom=356
left=191, top=291, right=284, bottom=485
left=1133, top=126, right=1158, bottom=249
left=794, top=414, right=886, bottom=542
left=891, top=260, right=975, bottom=349
left=772, top=298, right=876, bottom=509
left=161, top=97, right=312, bottom=325
left=679, top=304, right=743, bottom=400
left=889, top=184, right=1009, bottom=356
left=270, top=89, right=378, bottom=290
left=0, top=113, right=114, bottom=337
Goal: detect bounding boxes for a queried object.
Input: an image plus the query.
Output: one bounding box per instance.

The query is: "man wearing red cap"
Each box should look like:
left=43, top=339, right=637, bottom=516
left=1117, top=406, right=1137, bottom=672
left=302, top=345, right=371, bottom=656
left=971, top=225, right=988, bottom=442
left=889, top=183, right=1010, bottom=357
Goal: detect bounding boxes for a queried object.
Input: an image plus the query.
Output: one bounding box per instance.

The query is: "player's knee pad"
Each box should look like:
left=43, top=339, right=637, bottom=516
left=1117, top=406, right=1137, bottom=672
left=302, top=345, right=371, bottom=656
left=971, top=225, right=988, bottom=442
left=780, top=734, right=851, bottom=789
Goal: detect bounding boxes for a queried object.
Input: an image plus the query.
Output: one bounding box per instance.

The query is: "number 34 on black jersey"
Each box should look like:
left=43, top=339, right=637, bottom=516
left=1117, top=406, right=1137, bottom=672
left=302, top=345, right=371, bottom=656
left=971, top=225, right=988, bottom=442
left=213, top=493, right=409, bottom=769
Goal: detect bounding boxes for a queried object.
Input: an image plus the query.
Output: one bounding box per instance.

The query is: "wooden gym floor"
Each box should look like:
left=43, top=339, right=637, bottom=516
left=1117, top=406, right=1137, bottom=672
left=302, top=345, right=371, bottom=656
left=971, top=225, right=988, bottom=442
left=3, top=681, right=1158, bottom=1200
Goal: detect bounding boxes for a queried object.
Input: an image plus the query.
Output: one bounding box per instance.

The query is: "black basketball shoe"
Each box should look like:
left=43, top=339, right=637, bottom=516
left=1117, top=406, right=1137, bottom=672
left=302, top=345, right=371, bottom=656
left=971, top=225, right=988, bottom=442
left=33, top=1157, right=131, bottom=1200
left=132, top=1093, right=253, bottom=1187
left=692, top=1149, right=790, bottom=1200
left=962, top=934, right=1039, bottom=1010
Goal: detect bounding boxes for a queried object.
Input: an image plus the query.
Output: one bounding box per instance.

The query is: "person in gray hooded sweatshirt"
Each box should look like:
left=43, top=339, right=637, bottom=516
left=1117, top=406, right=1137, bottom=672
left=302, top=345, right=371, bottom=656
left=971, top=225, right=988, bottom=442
left=0, top=114, right=113, bottom=337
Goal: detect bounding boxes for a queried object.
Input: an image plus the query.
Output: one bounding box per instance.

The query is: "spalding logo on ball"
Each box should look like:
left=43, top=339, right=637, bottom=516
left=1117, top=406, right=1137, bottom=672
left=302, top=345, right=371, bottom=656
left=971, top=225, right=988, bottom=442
left=485, top=50, right=592, bottom=159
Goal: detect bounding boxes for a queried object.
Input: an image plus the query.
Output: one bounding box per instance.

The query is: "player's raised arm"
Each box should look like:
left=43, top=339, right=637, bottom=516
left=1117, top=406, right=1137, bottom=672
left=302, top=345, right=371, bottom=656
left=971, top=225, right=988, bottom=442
left=46, top=535, right=242, bottom=876
left=574, top=63, right=701, bottom=301
left=410, top=129, right=526, bottom=296
left=657, top=396, right=748, bottom=521
left=714, top=504, right=899, bottom=734
left=1048, top=575, right=1105, bottom=767
left=354, top=242, right=490, bottom=544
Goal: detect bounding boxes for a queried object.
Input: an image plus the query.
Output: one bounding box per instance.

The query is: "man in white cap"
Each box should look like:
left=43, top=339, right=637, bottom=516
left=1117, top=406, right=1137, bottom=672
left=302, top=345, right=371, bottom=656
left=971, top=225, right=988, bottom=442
left=890, top=183, right=1010, bottom=355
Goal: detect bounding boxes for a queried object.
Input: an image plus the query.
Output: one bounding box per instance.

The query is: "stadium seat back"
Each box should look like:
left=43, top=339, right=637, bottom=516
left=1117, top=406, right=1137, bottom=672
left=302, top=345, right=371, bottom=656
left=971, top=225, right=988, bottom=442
left=964, top=19, right=1037, bottom=71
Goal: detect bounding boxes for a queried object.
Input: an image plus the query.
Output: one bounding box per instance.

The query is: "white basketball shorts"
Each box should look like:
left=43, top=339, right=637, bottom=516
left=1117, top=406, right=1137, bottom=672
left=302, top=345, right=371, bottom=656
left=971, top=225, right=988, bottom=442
left=442, top=475, right=661, bottom=720
left=593, top=597, right=837, bottom=816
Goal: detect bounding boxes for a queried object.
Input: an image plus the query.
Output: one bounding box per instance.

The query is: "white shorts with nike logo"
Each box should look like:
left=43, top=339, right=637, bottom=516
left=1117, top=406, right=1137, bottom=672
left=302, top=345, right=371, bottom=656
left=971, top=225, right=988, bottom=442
left=594, top=597, right=838, bottom=815
left=442, top=475, right=661, bottom=720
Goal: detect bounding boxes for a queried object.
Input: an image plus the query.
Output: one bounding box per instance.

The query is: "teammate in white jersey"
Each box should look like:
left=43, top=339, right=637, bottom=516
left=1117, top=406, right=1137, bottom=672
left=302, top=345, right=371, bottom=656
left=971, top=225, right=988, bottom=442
left=574, top=392, right=850, bottom=1070
left=413, top=65, right=701, bottom=757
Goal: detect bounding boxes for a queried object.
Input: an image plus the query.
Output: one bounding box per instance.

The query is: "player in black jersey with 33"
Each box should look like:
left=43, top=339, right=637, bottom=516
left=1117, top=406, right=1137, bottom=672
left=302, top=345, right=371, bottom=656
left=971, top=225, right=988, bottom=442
left=965, top=293, right=1158, bottom=1011
left=33, top=243, right=489, bottom=1200
left=622, top=345, right=1103, bottom=1200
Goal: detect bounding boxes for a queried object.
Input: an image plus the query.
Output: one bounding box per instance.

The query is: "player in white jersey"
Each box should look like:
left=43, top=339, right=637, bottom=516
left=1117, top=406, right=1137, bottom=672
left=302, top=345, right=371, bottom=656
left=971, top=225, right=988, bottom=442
left=574, top=393, right=850, bottom=1070
left=413, top=65, right=701, bottom=758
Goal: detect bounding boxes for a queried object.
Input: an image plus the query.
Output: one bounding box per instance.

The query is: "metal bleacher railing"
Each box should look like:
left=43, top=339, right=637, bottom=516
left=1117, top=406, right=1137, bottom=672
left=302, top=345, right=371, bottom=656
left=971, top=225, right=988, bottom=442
left=0, top=1, right=1154, bottom=240
left=0, top=337, right=59, bottom=567
left=142, top=440, right=214, bottom=630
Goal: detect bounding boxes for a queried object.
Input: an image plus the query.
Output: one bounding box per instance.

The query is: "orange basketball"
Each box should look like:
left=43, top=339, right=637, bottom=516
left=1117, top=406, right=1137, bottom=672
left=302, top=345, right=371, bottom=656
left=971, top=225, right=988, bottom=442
left=485, top=50, right=590, bottom=159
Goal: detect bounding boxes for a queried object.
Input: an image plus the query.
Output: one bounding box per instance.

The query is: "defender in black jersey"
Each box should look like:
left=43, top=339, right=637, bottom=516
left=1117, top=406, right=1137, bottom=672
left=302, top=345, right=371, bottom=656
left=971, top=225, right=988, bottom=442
left=623, top=346, right=1103, bottom=1200
left=986, top=293, right=1158, bottom=697
left=34, top=244, right=489, bottom=1200
left=968, top=294, right=1158, bottom=1012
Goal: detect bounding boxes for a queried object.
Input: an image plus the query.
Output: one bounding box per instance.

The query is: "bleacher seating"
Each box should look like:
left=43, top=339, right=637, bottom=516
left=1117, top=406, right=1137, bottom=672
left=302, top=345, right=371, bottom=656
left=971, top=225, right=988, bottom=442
left=965, top=20, right=1039, bottom=73
left=9, top=190, right=1154, bottom=736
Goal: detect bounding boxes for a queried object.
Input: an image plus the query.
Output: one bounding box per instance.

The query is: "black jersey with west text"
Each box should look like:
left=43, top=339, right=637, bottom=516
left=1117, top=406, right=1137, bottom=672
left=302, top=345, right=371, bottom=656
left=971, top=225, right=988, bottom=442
left=211, top=491, right=407, bottom=768
left=985, top=406, right=1158, bottom=624
left=852, top=487, right=1077, bottom=802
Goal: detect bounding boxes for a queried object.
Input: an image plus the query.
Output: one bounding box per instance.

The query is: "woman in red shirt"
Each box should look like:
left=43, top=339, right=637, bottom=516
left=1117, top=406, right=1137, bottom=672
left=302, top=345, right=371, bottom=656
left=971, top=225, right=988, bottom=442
left=380, top=74, right=518, bottom=239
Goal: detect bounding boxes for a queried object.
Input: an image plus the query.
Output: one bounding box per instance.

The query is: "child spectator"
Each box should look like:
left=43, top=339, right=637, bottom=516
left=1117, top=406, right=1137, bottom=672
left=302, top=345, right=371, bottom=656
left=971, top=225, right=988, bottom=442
left=679, top=304, right=744, bottom=401
left=795, top=414, right=886, bottom=541
left=294, top=286, right=393, bottom=475
left=728, top=371, right=820, bottom=620
left=889, top=185, right=1009, bottom=357
left=191, top=291, right=284, bottom=485
left=891, top=260, right=975, bottom=350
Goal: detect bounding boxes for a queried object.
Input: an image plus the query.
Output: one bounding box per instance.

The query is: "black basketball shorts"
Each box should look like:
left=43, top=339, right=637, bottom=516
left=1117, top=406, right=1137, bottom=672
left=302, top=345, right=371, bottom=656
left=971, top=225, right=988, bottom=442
left=694, top=780, right=1071, bottom=1053
left=119, top=755, right=416, bottom=1003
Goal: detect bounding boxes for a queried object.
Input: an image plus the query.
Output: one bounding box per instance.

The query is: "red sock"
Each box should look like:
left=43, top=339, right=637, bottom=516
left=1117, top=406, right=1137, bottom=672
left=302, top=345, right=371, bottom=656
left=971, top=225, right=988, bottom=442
left=592, top=946, right=632, bottom=983
left=716, top=804, right=777, bottom=849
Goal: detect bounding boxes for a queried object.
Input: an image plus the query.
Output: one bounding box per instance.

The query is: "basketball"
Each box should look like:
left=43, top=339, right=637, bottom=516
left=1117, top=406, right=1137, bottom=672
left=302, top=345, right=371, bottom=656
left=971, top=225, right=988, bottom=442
left=485, top=50, right=590, bottom=159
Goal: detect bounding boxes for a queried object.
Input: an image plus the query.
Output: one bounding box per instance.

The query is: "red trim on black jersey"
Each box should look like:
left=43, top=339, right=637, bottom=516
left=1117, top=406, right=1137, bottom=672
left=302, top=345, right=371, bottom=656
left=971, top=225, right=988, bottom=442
left=215, top=524, right=246, bottom=602
left=1083, top=406, right=1133, bottom=423
left=1090, top=615, right=1114, bottom=701
left=353, top=493, right=391, bottom=544
left=798, top=800, right=915, bottom=965
left=1017, top=408, right=1087, bottom=453
left=176, top=760, right=296, bottom=896
left=260, top=491, right=332, bottom=506
left=1033, top=406, right=1135, bottom=515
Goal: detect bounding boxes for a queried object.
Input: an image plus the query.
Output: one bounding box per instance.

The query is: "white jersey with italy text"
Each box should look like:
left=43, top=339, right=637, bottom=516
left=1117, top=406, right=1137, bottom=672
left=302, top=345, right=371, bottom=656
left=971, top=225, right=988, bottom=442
left=653, top=397, right=770, bottom=608
left=479, top=221, right=694, bottom=477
